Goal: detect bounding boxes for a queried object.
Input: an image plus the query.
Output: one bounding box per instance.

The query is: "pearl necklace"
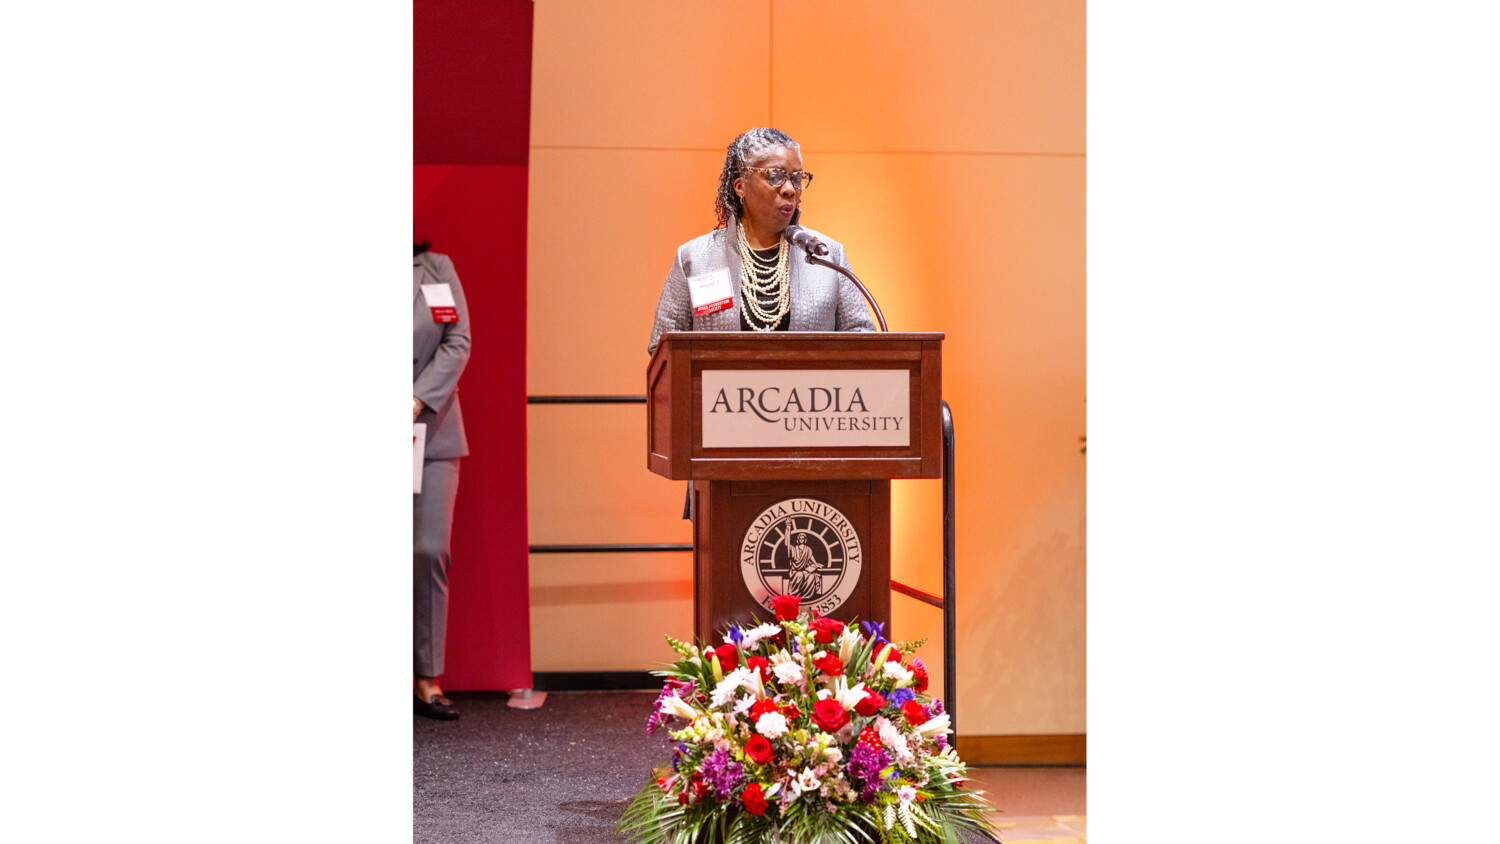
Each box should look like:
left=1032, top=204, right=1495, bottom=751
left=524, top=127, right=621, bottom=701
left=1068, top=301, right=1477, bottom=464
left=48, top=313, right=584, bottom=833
left=735, top=223, right=791, bottom=331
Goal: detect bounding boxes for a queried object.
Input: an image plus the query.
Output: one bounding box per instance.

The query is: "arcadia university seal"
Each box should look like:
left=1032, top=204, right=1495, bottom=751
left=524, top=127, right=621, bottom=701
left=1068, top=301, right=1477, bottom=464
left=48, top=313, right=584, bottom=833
left=740, top=498, right=863, bottom=616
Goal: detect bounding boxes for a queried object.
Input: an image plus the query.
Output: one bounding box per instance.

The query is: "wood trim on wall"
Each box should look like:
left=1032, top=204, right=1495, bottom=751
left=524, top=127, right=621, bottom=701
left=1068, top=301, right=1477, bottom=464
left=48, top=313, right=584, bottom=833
left=956, top=734, right=1086, bottom=766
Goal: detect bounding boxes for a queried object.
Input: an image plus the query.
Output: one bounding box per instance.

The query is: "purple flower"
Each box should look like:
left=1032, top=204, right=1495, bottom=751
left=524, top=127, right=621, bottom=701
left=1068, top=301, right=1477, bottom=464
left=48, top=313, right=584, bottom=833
left=728, top=625, right=744, bottom=646
left=698, top=748, right=744, bottom=800
left=647, top=678, right=695, bottom=734
left=886, top=688, right=916, bottom=707
left=847, top=743, right=891, bottom=803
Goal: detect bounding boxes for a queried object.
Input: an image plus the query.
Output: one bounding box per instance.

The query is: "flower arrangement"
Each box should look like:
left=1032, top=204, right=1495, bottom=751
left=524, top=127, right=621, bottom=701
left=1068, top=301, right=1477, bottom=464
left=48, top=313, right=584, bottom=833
left=617, top=595, right=1000, bottom=844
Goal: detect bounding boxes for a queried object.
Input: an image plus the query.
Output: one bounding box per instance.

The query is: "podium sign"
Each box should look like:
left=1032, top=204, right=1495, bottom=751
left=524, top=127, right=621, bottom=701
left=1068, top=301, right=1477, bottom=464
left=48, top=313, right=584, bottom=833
left=648, top=332, right=943, bottom=640
left=700, top=368, right=911, bottom=448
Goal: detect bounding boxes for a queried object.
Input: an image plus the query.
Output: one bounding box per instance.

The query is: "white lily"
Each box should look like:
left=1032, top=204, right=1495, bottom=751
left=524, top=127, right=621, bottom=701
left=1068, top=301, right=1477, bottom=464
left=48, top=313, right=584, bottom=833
left=746, top=666, right=766, bottom=697
left=658, top=692, right=699, bottom=720
left=826, top=675, right=868, bottom=710
left=912, top=712, right=952, bottom=739
left=837, top=627, right=858, bottom=665
left=795, top=768, right=821, bottom=793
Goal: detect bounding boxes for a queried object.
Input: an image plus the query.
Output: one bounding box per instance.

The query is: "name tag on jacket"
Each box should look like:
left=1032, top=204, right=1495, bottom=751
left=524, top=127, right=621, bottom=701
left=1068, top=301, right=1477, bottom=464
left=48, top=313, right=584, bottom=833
left=688, top=269, right=733, bottom=316
left=421, top=283, right=458, bottom=323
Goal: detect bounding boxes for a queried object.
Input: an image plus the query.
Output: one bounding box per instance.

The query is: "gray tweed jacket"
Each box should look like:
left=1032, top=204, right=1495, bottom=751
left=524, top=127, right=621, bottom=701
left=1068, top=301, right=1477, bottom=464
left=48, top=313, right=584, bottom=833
left=646, top=215, right=876, bottom=356
left=414, top=251, right=472, bottom=459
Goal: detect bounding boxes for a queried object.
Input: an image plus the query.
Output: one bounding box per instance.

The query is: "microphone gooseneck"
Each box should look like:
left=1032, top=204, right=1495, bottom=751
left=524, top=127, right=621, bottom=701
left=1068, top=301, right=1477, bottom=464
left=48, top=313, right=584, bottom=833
left=785, top=225, right=887, bottom=332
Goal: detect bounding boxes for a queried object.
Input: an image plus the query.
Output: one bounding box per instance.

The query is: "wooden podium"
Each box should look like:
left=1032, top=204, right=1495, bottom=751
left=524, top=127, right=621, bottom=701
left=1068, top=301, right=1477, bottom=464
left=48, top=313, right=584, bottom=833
left=647, top=332, right=944, bottom=641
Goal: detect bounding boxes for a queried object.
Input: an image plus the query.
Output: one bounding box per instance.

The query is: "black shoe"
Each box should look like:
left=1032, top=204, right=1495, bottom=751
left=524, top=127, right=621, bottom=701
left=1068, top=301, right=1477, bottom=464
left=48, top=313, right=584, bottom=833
left=415, top=693, right=460, bottom=720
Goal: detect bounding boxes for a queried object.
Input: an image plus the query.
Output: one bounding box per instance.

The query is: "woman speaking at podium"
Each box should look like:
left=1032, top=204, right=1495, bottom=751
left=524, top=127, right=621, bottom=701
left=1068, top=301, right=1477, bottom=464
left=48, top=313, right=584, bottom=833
left=646, top=127, right=875, bottom=357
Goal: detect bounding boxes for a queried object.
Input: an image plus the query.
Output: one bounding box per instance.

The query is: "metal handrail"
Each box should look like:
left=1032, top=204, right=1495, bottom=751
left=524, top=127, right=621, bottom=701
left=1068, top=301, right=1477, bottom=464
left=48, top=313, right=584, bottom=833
left=528, top=395, right=646, bottom=404
left=530, top=543, right=691, bottom=554
left=941, top=400, right=957, bottom=738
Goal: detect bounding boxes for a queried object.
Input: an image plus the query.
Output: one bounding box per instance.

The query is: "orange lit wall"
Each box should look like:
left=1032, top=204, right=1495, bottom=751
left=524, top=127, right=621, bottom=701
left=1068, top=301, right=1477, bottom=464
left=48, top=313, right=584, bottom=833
left=526, top=0, right=1084, bottom=740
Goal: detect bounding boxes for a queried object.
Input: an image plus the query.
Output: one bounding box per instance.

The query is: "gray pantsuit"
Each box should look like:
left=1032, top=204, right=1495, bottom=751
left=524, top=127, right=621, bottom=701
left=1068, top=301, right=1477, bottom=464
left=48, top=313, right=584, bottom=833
left=414, top=458, right=459, bottom=677
left=414, top=250, right=472, bottom=677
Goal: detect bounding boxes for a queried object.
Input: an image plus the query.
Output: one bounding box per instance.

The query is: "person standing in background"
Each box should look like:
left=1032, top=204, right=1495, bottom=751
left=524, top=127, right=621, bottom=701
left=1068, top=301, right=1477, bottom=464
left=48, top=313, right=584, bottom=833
left=413, top=242, right=471, bottom=720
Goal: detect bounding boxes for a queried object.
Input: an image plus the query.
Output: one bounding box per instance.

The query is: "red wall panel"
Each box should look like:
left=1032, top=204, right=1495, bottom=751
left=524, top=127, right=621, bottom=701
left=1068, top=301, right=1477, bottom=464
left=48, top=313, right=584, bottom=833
left=414, top=0, right=533, bottom=691
left=415, top=0, right=533, bottom=166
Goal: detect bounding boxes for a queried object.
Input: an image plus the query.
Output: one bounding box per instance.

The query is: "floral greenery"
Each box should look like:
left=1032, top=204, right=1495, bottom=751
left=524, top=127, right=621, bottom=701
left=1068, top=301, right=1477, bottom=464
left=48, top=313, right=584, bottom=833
left=617, top=595, right=1000, bottom=843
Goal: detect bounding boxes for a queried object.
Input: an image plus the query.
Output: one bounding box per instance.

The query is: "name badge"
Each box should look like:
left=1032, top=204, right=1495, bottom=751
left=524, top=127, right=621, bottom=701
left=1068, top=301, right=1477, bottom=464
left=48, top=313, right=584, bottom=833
left=421, top=283, right=458, bottom=323
left=687, top=269, right=733, bottom=316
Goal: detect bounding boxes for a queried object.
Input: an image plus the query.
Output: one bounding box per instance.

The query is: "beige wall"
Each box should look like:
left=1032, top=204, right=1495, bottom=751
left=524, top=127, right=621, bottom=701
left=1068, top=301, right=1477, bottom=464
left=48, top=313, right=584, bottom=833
left=526, top=0, right=1084, bottom=737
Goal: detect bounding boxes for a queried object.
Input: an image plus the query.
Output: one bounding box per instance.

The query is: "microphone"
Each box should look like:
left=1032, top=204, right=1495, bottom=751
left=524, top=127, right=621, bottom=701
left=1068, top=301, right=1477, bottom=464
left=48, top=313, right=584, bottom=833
left=785, top=225, right=829, bottom=257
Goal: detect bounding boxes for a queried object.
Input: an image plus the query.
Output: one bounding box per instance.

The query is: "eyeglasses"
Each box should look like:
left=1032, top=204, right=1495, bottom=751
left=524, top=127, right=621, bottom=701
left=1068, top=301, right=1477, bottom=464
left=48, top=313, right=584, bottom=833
left=744, top=166, right=814, bottom=189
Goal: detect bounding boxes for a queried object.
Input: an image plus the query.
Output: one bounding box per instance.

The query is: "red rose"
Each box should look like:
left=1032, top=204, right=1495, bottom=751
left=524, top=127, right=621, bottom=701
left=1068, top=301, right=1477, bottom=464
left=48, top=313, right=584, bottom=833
left=811, top=699, right=850, bottom=733
left=780, top=702, right=801, bottom=721
left=854, top=688, right=886, bottom=717
left=744, top=734, right=774, bottom=764
left=813, top=653, right=844, bottom=677
left=809, top=617, right=845, bottom=644
left=746, top=655, right=771, bottom=682
left=710, top=644, right=739, bottom=670
left=901, top=700, right=929, bottom=726
left=742, top=782, right=768, bottom=815
left=770, top=594, right=800, bottom=621
left=749, top=698, right=780, bottom=720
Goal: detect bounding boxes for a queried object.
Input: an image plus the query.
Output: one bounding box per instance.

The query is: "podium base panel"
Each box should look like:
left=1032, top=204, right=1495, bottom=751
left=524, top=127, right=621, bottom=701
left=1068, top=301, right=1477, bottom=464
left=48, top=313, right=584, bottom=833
left=693, top=479, right=891, bottom=643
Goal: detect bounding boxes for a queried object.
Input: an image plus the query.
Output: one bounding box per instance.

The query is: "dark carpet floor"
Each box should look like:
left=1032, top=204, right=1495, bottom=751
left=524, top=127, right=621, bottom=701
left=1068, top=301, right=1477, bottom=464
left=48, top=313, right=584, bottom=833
left=414, top=691, right=671, bottom=843
left=414, top=690, right=1007, bottom=843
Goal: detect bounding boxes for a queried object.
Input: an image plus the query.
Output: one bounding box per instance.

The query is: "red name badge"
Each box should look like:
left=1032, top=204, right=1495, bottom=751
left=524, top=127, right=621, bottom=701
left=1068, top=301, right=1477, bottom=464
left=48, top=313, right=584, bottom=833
left=420, top=283, right=459, bottom=323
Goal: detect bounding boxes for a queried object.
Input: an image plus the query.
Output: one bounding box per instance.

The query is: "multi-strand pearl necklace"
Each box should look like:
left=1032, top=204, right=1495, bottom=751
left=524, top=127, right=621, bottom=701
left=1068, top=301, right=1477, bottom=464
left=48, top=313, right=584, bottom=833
left=735, top=222, right=791, bottom=331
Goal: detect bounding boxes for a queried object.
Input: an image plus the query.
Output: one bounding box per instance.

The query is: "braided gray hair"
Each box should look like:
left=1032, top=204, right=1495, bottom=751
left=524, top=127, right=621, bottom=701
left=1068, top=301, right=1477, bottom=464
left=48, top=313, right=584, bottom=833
left=714, top=127, right=800, bottom=229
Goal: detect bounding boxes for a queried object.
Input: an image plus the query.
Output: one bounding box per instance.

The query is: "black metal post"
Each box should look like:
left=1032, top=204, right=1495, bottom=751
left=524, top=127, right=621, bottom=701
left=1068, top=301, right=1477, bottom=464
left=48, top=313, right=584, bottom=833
left=941, top=401, right=957, bottom=740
